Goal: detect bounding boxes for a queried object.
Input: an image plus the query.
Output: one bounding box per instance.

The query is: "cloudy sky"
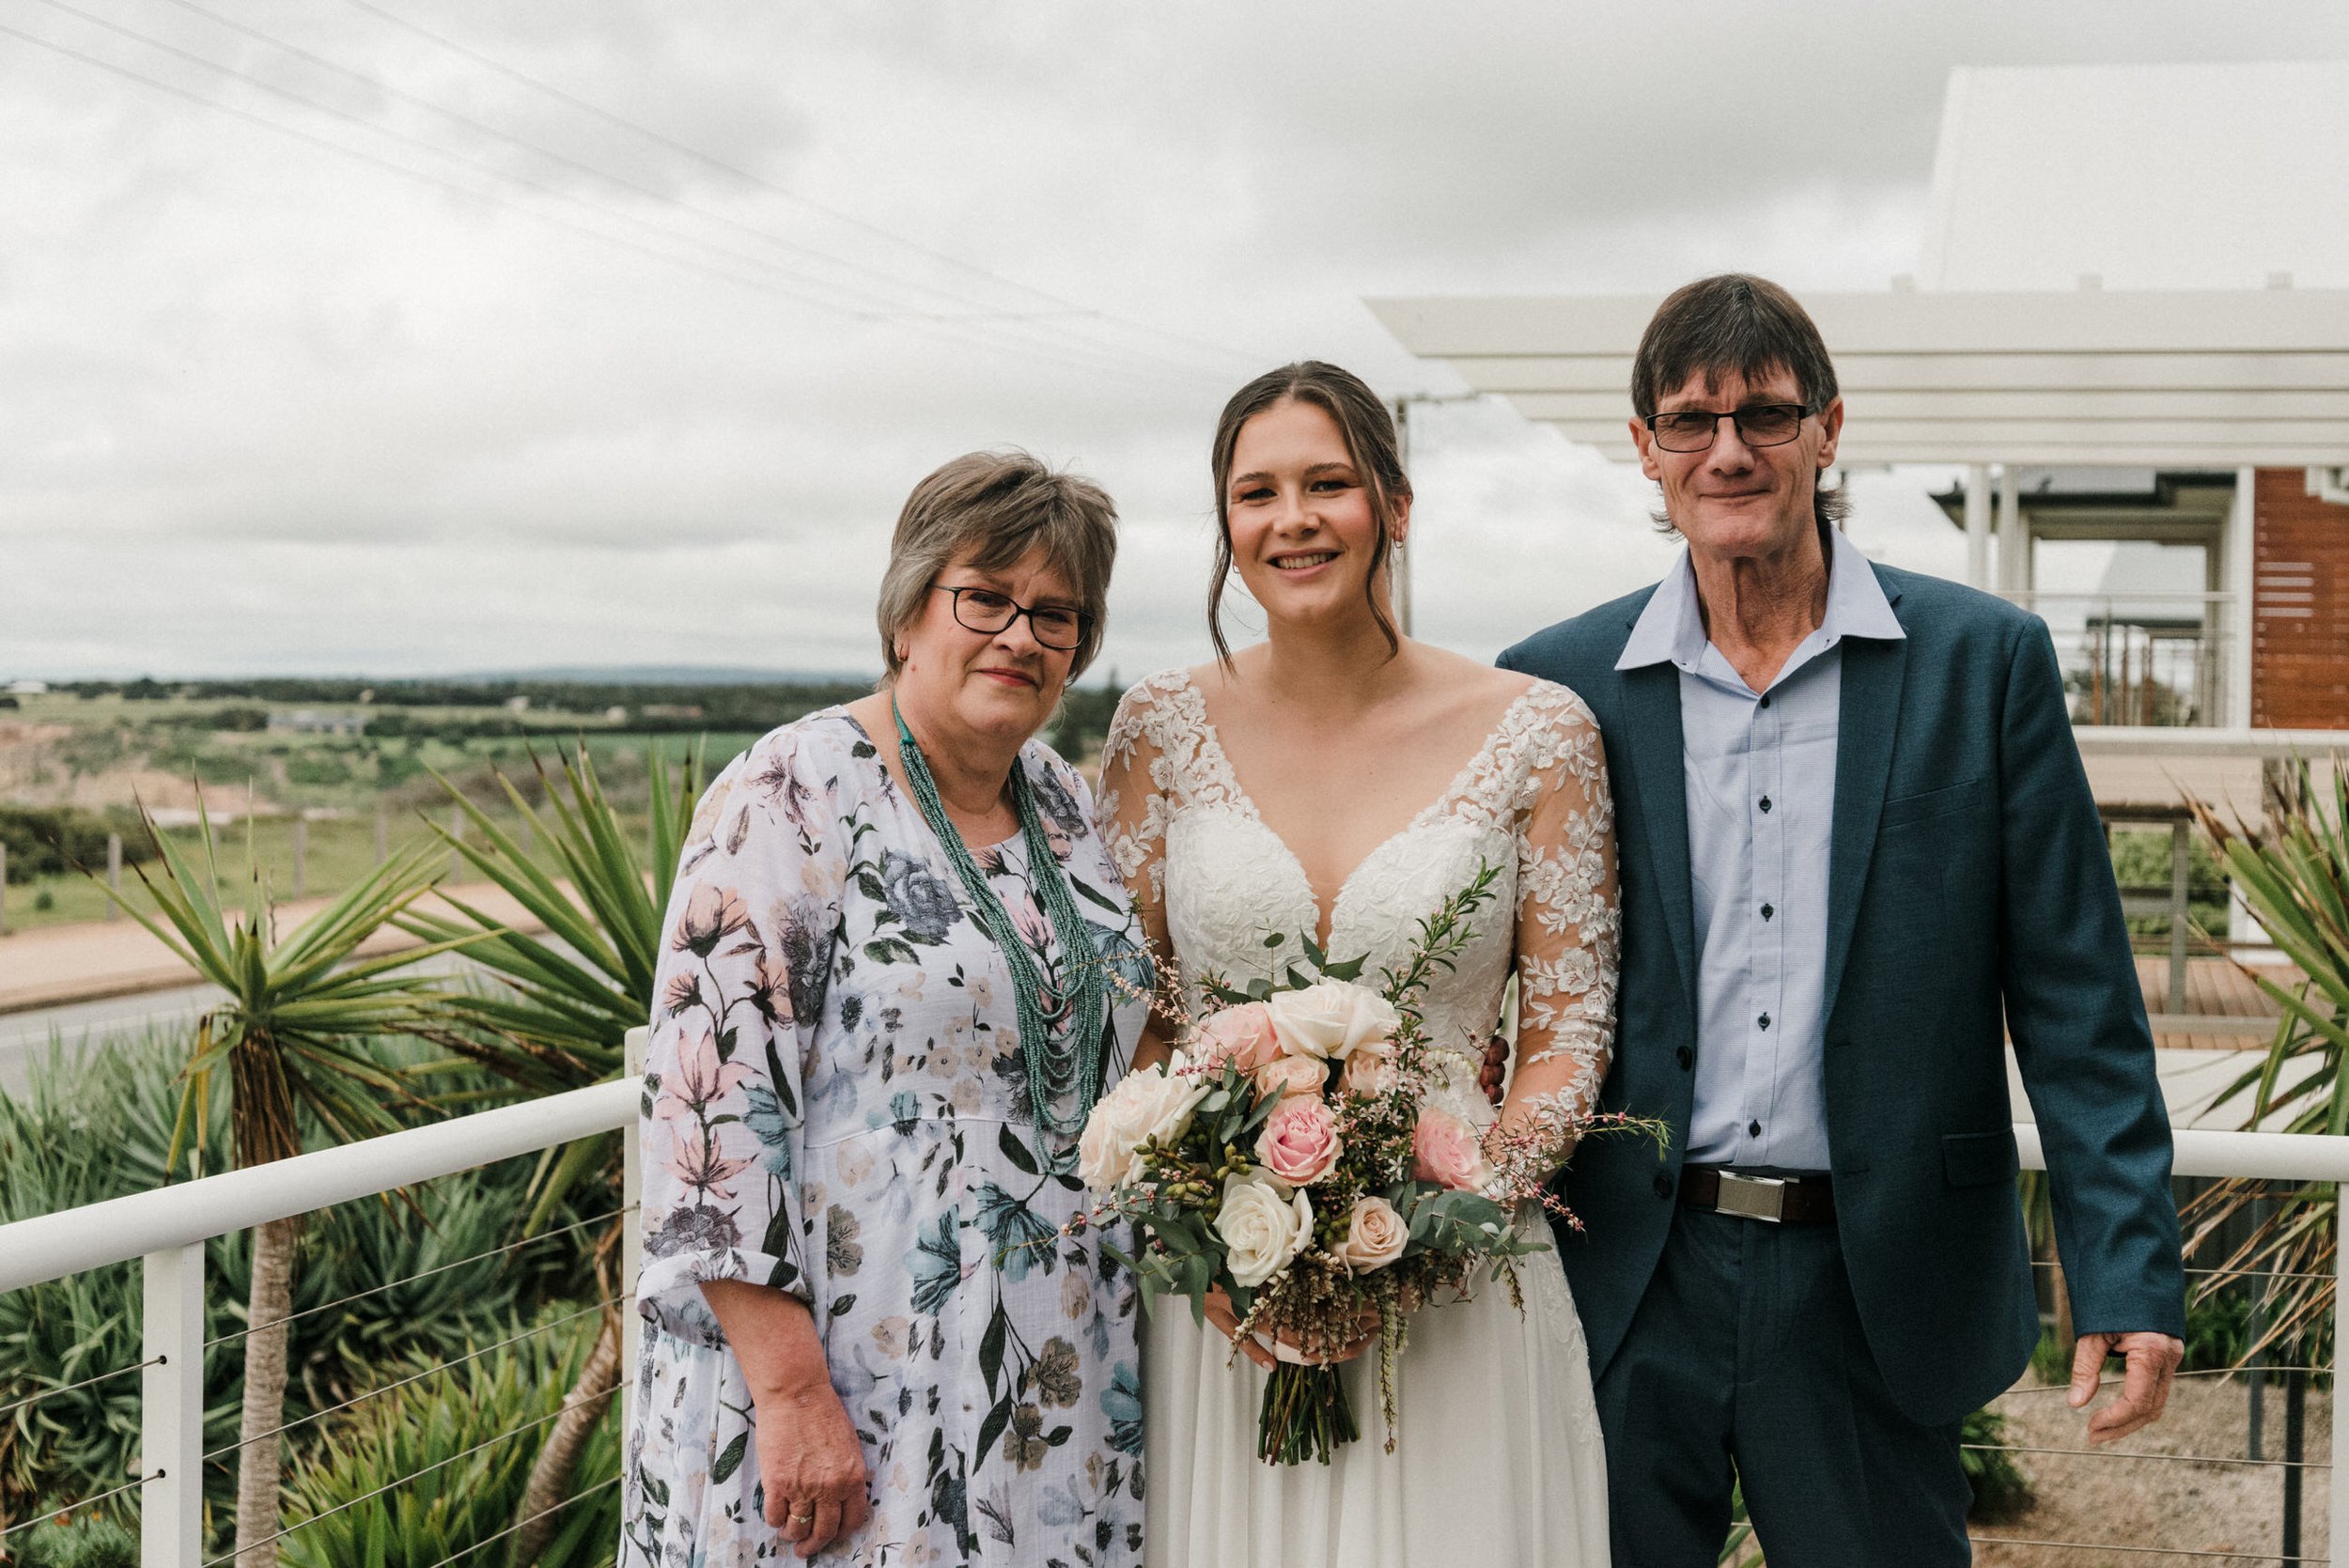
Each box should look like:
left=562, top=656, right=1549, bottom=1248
left=4, top=2, right=2345, bottom=683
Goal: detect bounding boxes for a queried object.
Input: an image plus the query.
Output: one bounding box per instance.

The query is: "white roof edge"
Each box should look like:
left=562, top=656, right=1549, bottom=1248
left=1366, top=288, right=2349, bottom=358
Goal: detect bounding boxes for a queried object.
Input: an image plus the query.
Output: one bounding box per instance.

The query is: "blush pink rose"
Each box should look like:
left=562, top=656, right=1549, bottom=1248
left=1194, top=1002, right=1281, bottom=1073
left=1412, top=1108, right=1492, bottom=1191
left=1252, top=1054, right=1329, bottom=1100
left=1336, top=1044, right=1397, bottom=1098
left=1256, top=1094, right=1343, bottom=1185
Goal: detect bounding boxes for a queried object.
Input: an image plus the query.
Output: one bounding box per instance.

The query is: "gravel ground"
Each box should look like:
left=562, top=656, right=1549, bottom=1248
left=1970, top=1371, right=2329, bottom=1568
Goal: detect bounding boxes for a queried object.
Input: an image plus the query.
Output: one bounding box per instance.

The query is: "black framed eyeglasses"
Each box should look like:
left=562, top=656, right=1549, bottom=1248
left=932, top=585, right=1091, bottom=651
left=1642, top=402, right=1813, bottom=454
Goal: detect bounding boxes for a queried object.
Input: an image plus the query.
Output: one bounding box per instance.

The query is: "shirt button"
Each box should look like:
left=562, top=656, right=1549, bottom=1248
left=1748, top=1120, right=1762, bottom=1138
left=1654, top=1172, right=1673, bottom=1199
left=1760, top=903, right=1775, bottom=921
left=1675, top=1046, right=1693, bottom=1071
left=1759, top=797, right=1773, bottom=813
left=1758, top=1014, right=1772, bottom=1030
left=1759, top=695, right=1771, bottom=708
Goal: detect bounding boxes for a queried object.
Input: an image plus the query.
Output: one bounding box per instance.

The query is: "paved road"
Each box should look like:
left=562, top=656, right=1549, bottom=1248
left=0, top=981, right=225, bottom=1095
left=0, top=950, right=490, bottom=1098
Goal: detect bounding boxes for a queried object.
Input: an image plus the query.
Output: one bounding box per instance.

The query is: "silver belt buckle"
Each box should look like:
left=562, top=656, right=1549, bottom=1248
left=1715, top=1172, right=1786, bottom=1223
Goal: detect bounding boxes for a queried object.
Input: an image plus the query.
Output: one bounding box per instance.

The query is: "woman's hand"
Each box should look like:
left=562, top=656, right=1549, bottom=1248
left=754, top=1378, right=872, bottom=1559
left=1204, top=1285, right=1379, bottom=1368
left=701, top=1280, right=872, bottom=1559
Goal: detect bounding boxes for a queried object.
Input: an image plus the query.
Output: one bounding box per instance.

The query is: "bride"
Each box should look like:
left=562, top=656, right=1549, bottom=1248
left=1096, top=361, right=1616, bottom=1566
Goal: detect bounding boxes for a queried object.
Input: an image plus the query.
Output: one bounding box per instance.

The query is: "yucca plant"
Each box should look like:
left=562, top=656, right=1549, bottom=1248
left=2179, top=755, right=2349, bottom=1365
left=99, top=801, right=479, bottom=1568
left=395, top=741, right=700, bottom=1559
left=276, top=1305, right=623, bottom=1568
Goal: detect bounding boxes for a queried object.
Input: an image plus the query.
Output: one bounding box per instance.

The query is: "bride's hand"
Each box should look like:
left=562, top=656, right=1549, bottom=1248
left=1204, top=1286, right=1278, bottom=1370
left=1206, top=1287, right=1379, bottom=1368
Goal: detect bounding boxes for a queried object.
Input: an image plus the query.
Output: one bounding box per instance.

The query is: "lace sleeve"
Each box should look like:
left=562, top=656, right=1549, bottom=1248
left=1095, top=681, right=1177, bottom=1005
left=1502, top=688, right=1620, bottom=1141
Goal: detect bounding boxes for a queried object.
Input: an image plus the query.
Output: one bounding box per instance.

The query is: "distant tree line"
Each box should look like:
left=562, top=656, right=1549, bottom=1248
left=53, top=674, right=1131, bottom=755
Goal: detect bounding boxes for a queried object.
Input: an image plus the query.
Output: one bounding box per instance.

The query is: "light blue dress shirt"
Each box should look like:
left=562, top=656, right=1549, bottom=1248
left=1615, top=528, right=1906, bottom=1172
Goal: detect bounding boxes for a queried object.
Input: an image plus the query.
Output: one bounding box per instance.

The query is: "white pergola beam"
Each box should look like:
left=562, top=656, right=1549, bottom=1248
left=1369, top=288, right=2349, bottom=469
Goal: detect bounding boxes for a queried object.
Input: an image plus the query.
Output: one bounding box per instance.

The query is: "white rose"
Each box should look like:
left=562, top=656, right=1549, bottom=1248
left=1265, top=981, right=1402, bottom=1061
left=1330, top=1195, right=1408, bottom=1273
left=1214, top=1172, right=1315, bottom=1288
left=1078, top=1052, right=1210, bottom=1192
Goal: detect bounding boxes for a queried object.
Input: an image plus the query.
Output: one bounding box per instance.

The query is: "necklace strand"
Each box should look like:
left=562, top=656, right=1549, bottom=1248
left=892, top=700, right=1107, bottom=1137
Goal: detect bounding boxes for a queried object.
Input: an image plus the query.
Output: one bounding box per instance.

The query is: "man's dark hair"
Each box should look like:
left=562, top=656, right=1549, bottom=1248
left=1631, top=272, right=1849, bottom=532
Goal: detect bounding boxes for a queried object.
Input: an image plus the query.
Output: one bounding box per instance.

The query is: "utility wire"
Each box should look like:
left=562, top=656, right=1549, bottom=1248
left=1, top=7, right=1198, bottom=388
left=140, top=0, right=1217, bottom=387
left=334, top=0, right=1255, bottom=376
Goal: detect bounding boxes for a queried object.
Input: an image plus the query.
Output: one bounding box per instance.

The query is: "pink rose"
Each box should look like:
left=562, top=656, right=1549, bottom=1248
left=1252, top=1054, right=1329, bottom=1100
left=1330, top=1195, right=1408, bottom=1273
left=1412, top=1108, right=1492, bottom=1191
left=1336, top=1044, right=1397, bottom=1098
left=1256, top=1095, right=1343, bottom=1185
left=1194, top=1002, right=1281, bottom=1073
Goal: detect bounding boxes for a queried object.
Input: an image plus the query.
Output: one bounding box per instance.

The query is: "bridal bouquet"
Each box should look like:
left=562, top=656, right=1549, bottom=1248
left=1076, top=865, right=1661, bottom=1466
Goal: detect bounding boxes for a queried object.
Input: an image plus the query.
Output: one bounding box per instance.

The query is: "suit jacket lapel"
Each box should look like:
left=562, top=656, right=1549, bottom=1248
left=1822, top=633, right=1907, bottom=1026
left=1617, top=662, right=1700, bottom=1028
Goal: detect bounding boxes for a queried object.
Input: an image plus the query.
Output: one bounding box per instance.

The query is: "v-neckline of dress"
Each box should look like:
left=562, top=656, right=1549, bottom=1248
left=1170, top=671, right=1534, bottom=947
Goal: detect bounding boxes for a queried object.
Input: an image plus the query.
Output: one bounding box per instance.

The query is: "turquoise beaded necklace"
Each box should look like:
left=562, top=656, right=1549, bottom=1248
left=892, top=697, right=1108, bottom=1138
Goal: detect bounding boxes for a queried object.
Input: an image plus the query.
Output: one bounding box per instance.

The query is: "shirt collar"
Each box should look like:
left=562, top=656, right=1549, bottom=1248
left=1615, top=526, right=1904, bottom=673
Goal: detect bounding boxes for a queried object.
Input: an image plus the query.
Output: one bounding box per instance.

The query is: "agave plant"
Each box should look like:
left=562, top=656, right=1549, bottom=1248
left=2178, top=755, right=2349, bottom=1363
left=394, top=741, right=701, bottom=1559
left=100, top=802, right=476, bottom=1568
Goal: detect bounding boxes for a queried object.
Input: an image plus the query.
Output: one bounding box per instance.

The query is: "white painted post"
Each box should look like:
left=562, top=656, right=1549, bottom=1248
left=621, top=1026, right=646, bottom=1433
left=1964, top=463, right=1992, bottom=589
left=106, top=832, right=123, bottom=921
left=373, top=803, right=388, bottom=866
left=2227, top=466, right=2258, bottom=728
left=142, top=1242, right=204, bottom=1568
left=447, top=807, right=465, bottom=882
left=1995, top=464, right=2026, bottom=596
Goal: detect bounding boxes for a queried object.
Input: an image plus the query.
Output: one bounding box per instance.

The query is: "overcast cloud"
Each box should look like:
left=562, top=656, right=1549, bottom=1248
left=3, top=1, right=2345, bottom=681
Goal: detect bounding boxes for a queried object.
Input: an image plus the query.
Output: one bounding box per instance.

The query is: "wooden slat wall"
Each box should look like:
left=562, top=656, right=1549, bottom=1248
left=2251, top=469, right=2349, bottom=728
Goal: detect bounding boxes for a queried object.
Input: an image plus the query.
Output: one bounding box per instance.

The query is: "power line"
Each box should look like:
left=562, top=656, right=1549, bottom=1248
left=143, top=0, right=1221, bottom=388
left=333, top=0, right=1257, bottom=377
left=0, top=6, right=1198, bottom=388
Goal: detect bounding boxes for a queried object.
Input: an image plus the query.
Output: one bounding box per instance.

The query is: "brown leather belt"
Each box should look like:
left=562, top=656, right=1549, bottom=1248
left=1681, top=1168, right=1835, bottom=1225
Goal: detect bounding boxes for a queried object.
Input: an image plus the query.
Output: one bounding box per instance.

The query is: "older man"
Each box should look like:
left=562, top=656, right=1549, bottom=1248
left=1501, top=274, right=2186, bottom=1565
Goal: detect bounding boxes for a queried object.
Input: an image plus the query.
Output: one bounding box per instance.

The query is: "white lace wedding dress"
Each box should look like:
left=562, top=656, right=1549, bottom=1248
left=1097, top=669, right=1615, bottom=1568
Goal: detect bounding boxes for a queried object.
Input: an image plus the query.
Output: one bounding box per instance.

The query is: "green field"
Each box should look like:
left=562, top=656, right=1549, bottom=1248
left=0, top=675, right=1119, bottom=935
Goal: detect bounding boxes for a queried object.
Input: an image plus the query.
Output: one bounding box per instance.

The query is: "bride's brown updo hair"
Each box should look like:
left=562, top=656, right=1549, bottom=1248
left=1206, top=361, right=1413, bottom=666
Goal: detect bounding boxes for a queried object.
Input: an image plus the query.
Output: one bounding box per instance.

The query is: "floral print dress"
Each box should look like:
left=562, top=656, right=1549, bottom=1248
left=621, top=710, right=1153, bottom=1567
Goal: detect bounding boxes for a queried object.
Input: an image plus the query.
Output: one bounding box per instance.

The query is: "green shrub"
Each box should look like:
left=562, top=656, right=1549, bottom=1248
left=0, top=806, right=156, bottom=880
left=1961, top=1406, right=2032, bottom=1521
left=277, top=1307, right=622, bottom=1568
left=11, top=1511, right=137, bottom=1568
left=0, top=1032, right=608, bottom=1528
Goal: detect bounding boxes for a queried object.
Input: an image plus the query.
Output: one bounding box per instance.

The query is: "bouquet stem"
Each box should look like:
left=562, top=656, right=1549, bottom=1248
left=1257, top=1362, right=1359, bottom=1466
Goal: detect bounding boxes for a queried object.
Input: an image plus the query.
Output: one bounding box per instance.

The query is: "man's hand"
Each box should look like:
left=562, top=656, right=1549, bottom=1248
left=2068, top=1330, right=2185, bottom=1445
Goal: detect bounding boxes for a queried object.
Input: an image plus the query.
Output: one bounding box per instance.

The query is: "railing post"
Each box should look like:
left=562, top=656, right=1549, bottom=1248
left=621, top=1026, right=646, bottom=1431
left=2331, top=1203, right=2349, bottom=1558
left=2166, top=820, right=2189, bottom=1017
left=142, top=1242, right=204, bottom=1568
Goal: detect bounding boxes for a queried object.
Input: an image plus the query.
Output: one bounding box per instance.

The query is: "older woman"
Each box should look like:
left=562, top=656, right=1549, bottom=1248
left=621, top=452, right=1152, bottom=1567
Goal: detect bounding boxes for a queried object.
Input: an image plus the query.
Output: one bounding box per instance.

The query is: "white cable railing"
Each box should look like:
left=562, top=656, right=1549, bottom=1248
left=2, top=1065, right=2344, bottom=1564
left=0, top=1032, right=644, bottom=1568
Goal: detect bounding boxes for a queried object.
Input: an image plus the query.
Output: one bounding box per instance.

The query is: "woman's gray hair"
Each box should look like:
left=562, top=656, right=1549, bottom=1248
left=876, top=450, right=1118, bottom=682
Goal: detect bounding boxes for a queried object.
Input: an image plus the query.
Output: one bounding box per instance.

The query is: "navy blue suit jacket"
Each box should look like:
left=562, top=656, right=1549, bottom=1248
left=1501, top=563, right=2186, bottom=1425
